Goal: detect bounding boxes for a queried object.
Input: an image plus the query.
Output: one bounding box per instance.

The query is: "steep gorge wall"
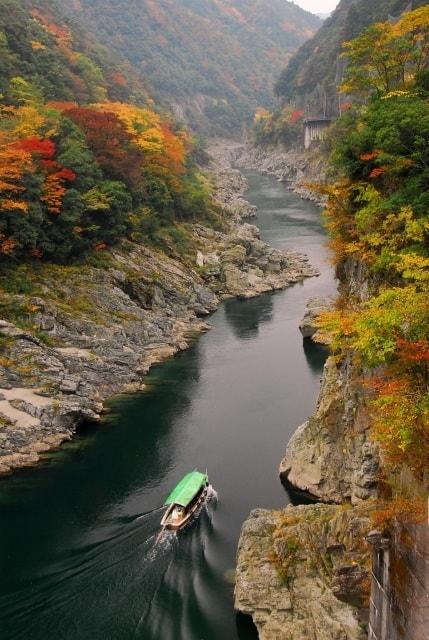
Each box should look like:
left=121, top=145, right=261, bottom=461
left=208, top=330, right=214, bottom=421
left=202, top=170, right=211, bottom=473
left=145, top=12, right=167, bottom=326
left=235, top=209, right=428, bottom=638
left=280, top=257, right=382, bottom=505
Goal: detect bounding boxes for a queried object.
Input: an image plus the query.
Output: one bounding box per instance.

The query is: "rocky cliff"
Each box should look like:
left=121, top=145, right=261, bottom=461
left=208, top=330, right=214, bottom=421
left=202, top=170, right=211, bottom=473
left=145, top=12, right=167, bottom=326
left=235, top=230, right=427, bottom=639
left=235, top=504, right=373, bottom=640
left=280, top=255, right=380, bottom=505
left=0, top=148, right=317, bottom=475
left=235, top=344, right=379, bottom=635
left=235, top=240, right=381, bottom=635
left=280, top=355, right=379, bottom=505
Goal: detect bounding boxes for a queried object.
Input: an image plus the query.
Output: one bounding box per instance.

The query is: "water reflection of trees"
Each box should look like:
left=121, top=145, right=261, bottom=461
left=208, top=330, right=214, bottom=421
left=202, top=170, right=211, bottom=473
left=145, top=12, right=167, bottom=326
left=224, top=294, right=274, bottom=340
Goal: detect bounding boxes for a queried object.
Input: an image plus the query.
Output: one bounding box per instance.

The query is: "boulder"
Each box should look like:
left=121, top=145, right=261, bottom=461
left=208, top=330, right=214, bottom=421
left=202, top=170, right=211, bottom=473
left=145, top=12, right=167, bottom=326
left=299, top=297, right=331, bottom=341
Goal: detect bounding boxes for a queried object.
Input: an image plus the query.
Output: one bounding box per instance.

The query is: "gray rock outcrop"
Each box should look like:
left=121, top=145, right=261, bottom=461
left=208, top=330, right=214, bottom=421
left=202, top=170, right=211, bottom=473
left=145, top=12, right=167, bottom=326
left=235, top=504, right=372, bottom=640
left=299, top=296, right=332, bottom=342
left=280, top=356, right=379, bottom=504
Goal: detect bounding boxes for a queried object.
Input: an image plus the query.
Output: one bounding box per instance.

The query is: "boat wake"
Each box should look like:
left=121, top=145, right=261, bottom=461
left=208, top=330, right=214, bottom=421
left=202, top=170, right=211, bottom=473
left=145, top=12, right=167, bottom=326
left=150, top=529, right=177, bottom=556
left=206, top=484, right=218, bottom=502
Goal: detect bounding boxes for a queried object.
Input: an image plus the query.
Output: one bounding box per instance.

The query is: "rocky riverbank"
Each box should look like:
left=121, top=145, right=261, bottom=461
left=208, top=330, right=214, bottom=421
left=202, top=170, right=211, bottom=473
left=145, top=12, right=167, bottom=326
left=234, top=143, right=328, bottom=204
left=0, top=145, right=318, bottom=475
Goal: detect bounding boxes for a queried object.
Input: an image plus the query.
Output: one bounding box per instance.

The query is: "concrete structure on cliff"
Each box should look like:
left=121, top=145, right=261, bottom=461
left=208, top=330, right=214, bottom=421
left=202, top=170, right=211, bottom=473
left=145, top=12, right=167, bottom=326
left=367, top=522, right=429, bottom=640
left=303, top=117, right=332, bottom=149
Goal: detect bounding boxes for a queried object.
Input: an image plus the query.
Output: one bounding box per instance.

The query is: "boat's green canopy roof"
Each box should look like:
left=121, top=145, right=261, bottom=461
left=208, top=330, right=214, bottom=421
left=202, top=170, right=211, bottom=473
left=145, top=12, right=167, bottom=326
left=164, top=471, right=208, bottom=507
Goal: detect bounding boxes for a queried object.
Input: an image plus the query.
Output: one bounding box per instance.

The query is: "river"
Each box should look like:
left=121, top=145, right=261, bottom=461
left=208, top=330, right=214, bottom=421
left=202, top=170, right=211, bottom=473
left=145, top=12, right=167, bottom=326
left=0, top=171, right=336, bottom=640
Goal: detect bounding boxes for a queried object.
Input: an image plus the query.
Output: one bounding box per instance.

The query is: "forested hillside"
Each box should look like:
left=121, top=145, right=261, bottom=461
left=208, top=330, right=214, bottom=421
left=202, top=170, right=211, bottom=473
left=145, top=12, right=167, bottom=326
left=275, top=0, right=429, bottom=115
left=63, top=0, right=321, bottom=134
left=0, top=0, right=150, bottom=105
left=0, top=0, right=215, bottom=261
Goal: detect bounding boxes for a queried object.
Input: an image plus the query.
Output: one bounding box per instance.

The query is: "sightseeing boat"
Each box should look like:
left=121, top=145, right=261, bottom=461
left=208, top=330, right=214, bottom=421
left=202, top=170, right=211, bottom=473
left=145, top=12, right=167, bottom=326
left=160, top=471, right=209, bottom=531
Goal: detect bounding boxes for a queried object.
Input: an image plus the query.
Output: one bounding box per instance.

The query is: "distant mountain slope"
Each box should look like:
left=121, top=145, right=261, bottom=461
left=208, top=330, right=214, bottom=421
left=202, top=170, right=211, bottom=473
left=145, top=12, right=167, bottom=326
left=65, top=0, right=321, bottom=134
left=275, top=0, right=428, bottom=116
left=0, top=0, right=150, bottom=106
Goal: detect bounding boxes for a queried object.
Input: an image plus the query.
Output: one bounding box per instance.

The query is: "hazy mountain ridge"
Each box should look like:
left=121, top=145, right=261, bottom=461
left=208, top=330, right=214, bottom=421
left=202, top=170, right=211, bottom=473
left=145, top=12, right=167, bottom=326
left=64, top=0, right=321, bottom=133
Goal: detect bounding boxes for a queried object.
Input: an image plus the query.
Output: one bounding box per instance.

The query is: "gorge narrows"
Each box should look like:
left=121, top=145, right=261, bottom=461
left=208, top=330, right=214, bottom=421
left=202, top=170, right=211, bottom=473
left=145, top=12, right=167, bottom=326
left=0, top=171, right=335, bottom=640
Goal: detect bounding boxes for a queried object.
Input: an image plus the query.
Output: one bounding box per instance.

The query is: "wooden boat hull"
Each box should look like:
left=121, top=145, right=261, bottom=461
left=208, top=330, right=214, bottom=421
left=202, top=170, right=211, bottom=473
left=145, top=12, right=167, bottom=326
left=161, top=485, right=208, bottom=531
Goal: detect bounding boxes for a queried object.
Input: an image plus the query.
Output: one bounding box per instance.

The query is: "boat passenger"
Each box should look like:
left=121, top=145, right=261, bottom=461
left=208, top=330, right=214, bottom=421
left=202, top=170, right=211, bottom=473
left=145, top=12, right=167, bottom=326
left=172, top=506, right=184, bottom=522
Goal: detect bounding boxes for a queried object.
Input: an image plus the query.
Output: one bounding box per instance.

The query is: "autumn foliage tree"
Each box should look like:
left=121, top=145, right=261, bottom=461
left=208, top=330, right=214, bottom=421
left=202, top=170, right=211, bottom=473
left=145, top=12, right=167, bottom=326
left=342, top=6, right=429, bottom=95
left=64, top=106, right=144, bottom=189
left=0, top=87, right=213, bottom=263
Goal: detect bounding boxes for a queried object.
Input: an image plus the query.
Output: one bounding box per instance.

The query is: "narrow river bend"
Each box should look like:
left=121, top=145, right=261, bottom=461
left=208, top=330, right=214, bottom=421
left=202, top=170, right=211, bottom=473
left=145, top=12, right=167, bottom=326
left=0, top=171, right=336, bottom=640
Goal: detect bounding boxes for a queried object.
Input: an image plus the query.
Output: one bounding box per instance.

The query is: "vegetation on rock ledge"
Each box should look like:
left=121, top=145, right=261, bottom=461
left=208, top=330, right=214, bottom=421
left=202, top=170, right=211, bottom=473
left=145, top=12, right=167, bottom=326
left=317, top=8, right=429, bottom=498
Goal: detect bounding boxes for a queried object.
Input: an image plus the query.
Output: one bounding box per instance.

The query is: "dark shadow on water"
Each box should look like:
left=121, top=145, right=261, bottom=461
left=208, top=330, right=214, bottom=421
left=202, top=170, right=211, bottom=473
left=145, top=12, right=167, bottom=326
left=224, top=294, right=273, bottom=340
left=302, top=338, right=329, bottom=375
left=236, top=612, right=259, bottom=640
